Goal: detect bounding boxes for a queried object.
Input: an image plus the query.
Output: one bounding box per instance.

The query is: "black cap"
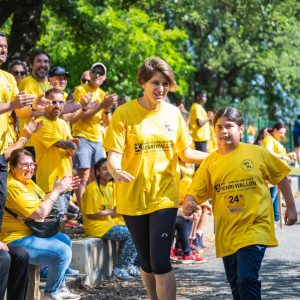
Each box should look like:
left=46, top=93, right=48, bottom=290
left=49, top=66, right=69, bottom=78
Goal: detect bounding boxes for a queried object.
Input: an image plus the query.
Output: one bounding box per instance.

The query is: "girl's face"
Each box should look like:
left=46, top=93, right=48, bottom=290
left=11, top=154, right=36, bottom=184
left=215, top=116, right=244, bottom=151
left=273, top=128, right=286, bottom=141
left=141, top=72, right=169, bottom=108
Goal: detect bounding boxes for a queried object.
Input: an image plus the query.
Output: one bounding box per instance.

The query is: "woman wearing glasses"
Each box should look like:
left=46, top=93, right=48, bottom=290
left=0, top=149, right=81, bottom=300
left=8, top=60, right=28, bottom=85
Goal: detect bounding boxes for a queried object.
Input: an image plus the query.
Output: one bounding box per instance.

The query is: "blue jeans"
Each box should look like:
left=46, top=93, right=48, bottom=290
left=10, top=233, right=72, bottom=297
left=102, top=225, right=137, bottom=269
left=270, top=186, right=280, bottom=221
left=222, top=245, right=266, bottom=300
left=174, top=216, right=193, bottom=254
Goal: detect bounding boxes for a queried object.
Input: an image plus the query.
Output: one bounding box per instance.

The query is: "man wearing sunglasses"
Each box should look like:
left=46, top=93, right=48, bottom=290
left=31, top=88, right=80, bottom=217
left=71, top=62, right=117, bottom=209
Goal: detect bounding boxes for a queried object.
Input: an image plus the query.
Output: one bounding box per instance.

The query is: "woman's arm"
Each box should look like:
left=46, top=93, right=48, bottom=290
left=178, top=148, right=209, bottom=165
left=28, top=176, right=80, bottom=219
left=87, top=207, right=120, bottom=219
left=107, top=151, right=135, bottom=183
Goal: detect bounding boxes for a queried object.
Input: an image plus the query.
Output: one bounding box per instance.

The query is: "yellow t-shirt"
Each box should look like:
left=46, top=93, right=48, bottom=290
left=187, top=143, right=290, bottom=257
left=31, top=116, right=73, bottom=192
left=81, top=181, right=119, bottom=237
left=72, top=84, right=105, bottom=142
left=16, top=75, right=52, bottom=146
left=0, top=174, right=45, bottom=244
left=179, top=177, right=192, bottom=205
left=190, top=103, right=210, bottom=142
left=103, top=99, right=192, bottom=215
left=0, top=70, right=19, bottom=154
left=262, top=135, right=286, bottom=156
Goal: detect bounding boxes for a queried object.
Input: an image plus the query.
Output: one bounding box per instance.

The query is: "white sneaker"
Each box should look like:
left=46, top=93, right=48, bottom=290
left=43, top=293, right=63, bottom=300
left=112, top=268, right=134, bottom=281
left=127, top=265, right=141, bottom=277
left=58, top=287, right=81, bottom=300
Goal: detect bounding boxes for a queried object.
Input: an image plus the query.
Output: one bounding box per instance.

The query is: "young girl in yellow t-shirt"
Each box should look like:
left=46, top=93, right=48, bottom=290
left=183, top=107, right=297, bottom=299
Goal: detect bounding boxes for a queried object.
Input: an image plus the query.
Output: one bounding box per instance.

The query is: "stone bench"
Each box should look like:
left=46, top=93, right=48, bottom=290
left=69, top=237, right=120, bottom=286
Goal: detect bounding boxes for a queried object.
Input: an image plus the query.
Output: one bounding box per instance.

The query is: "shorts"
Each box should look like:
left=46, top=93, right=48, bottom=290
left=293, top=133, right=300, bottom=147
left=73, top=137, right=105, bottom=169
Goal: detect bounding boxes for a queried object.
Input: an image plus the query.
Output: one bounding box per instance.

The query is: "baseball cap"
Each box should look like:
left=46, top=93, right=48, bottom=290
left=91, top=62, right=107, bottom=74
left=49, top=66, right=69, bottom=77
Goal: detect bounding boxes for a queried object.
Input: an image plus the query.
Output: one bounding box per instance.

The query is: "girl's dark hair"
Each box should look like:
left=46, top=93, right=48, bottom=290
left=254, top=127, right=271, bottom=145
left=272, top=122, right=285, bottom=131
left=94, top=157, right=109, bottom=185
left=9, top=149, right=34, bottom=169
left=137, top=57, right=176, bottom=92
left=213, top=107, right=244, bottom=127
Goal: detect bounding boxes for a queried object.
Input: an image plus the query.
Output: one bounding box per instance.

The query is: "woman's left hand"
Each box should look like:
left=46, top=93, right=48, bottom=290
left=112, top=169, right=135, bottom=183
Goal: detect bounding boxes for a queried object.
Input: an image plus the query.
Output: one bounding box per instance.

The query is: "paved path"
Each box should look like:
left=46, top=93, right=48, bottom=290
left=80, top=197, right=300, bottom=299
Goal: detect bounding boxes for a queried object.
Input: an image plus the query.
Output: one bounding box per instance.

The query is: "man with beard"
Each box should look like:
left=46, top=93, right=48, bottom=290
left=31, top=88, right=80, bottom=217
left=16, top=49, right=52, bottom=154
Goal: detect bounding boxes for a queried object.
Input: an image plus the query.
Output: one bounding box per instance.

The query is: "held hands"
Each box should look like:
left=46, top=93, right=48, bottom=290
left=182, top=196, right=199, bottom=216
left=112, top=169, right=135, bottom=183
left=284, top=206, right=298, bottom=225
left=81, top=92, right=93, bottom=109
left=62, top=102, right=81, bottom=114
left=13, top=92, right=35, bottom=109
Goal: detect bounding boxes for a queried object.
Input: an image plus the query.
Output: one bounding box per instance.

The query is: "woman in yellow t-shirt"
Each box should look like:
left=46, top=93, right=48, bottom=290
left=81, top=158, right=138, bottom=281
left=183, top=107, right=297, bottom=300
left=0, top=149, right=80, bottom=300
left=103, top=57, right=208, bottom=300
left=261, top=123, right=290, bottom=223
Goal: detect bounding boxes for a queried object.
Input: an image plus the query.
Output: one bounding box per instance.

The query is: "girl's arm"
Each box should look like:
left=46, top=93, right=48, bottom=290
left=278, top=177, right=297, bottom=225
left=182, top=194, right=200, bottom=216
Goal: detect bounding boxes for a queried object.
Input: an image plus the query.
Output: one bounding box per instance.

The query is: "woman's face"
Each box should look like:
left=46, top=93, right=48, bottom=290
left=273, top=128, right=286, bottom=141
left=11, top=154, right=36, bottom=184
left=10, top=64, right=26, bottom=84
left=142, top=72, right=169, bottom=107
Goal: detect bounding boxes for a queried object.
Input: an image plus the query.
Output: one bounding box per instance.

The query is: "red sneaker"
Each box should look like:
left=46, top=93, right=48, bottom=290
left=181, top=253, right=206, bottom=264
left=170, top=248, right=182, bottom=261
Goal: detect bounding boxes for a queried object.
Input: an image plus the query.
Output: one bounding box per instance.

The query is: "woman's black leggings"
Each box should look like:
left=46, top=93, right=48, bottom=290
left=123, top=208, right=177, bottom=275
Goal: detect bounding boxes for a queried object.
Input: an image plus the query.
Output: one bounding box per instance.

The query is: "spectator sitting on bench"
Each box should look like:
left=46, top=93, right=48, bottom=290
left=0, top=149, right=81, bottom=300
left=81, top=157, right=139, bottom=281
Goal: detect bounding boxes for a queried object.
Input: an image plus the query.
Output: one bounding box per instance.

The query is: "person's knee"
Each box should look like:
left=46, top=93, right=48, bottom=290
left=139, top=260, right=152, bottom=273
left=0, top=250, right=11, bottom=271
left=13, top=246, right=30, bottom=265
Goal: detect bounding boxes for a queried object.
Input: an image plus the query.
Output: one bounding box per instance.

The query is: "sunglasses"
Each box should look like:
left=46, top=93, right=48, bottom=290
left=91, top=69, right=105, bottom=76
left=18, top=163, right=37, bottom=170
left=51, top=100, right=65, bottom=105
left=81, top=78, right=90, bottom=84
left=12, top=70, right=26, bottom=76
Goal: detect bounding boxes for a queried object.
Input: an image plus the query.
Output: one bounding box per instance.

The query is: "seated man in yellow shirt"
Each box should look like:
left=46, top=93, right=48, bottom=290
left=81, top=158, right=139, bottom=281
left=31, top=88, right=80, bottom=217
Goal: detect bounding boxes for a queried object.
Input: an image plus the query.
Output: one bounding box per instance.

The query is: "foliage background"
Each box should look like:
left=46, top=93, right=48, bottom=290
left=1, top=0, right=300, bottom=123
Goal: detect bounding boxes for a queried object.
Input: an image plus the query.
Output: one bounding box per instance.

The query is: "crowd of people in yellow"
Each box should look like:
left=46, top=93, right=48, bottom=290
left=0, top=29, right=298, bottom=300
